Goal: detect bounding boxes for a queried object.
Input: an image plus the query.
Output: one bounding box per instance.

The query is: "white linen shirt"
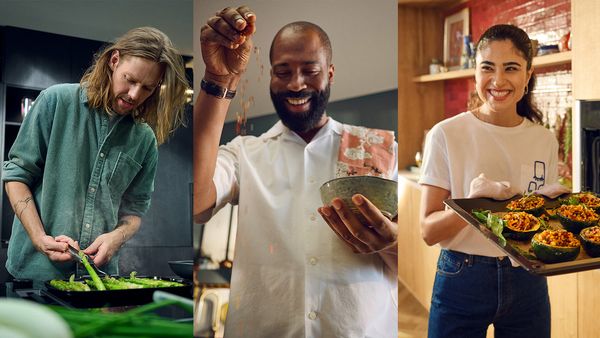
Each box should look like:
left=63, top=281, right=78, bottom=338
left=209, top=118, right=398, bottom=338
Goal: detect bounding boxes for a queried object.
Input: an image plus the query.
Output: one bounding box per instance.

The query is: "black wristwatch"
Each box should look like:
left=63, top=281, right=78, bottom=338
left=201, top=79, right=236, bottom=99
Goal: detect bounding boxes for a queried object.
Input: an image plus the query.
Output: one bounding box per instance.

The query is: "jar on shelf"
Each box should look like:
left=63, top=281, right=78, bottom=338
left=20, top=98, right=35, bottom=117
left=429, top=59, right=442, bottom=74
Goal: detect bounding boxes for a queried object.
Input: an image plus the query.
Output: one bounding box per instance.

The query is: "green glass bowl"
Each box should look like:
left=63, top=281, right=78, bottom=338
left=319, top=176, right=398, bottom=222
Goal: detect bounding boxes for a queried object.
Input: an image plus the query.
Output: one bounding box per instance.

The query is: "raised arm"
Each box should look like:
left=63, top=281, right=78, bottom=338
left=193, top=6, right=256, bottom=222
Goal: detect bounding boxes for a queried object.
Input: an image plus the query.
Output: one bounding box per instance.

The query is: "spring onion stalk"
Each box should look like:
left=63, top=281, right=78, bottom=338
left=57, top=300, right=191, bottom=338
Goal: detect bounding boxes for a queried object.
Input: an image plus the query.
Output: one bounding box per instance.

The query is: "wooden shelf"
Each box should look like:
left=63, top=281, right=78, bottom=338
left=414, top=68, right=475, bottom=82
left=413, top=51, right=572, bottom=83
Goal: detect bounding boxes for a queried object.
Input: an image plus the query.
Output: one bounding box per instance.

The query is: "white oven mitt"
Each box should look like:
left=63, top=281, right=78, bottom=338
left=467, top=173, right=519, bottom=200
left=534, top=182, right=572, bottom=199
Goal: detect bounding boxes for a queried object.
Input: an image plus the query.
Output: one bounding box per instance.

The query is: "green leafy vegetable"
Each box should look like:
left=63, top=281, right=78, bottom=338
left=472, top=209, right=507, bottom=246
left=472, top=209, right=490, bottom=223
left=486, top=212, right=507, bottom=247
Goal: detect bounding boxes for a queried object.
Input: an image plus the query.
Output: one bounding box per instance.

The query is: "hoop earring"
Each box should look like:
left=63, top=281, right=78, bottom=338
left=524, top=85, right=529, bottom=95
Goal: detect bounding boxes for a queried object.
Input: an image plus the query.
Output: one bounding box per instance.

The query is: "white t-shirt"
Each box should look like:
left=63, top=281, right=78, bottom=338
left=419, top=112, right=559, bottom=257
left=209, top=118, right=398, bottom=338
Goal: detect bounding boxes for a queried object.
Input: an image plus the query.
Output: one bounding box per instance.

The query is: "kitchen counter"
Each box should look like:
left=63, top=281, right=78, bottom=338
left=397, top=173, right=439, bottom=310
left=400, top=168, right=420, bottom=183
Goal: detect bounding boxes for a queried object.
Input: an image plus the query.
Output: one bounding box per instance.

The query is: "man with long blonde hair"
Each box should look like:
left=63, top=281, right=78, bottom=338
left=3, top=27, right=188, bottom=280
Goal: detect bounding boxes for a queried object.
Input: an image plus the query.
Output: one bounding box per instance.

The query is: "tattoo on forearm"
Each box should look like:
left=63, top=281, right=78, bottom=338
left=117, top=219, right=131, bottom=227
left=14, top=196, right=33, bottom=220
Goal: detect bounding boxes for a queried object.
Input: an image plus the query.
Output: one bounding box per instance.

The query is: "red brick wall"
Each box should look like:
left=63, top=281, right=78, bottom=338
left=443, top=0, right=571, bottom=118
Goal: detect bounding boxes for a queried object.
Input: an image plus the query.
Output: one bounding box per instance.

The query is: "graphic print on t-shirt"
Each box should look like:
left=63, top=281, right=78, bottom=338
left=526, top=160, right=546, bottom=193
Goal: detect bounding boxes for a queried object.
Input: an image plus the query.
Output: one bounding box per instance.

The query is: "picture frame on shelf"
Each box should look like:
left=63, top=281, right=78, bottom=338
left=444, top=7, right=470, bottom=70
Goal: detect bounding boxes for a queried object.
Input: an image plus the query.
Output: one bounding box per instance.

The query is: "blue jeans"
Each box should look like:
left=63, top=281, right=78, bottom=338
left=428, top=250, right=550, bottom=338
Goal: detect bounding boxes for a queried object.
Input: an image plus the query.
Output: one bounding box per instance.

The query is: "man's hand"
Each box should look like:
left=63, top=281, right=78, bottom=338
left=201, top=6, right=256, bottom=86
left=34, top=234, right=75, bottom=262
left=82, top=231, right=124, bottom=267
left=318, top=194, right=398, bottom=254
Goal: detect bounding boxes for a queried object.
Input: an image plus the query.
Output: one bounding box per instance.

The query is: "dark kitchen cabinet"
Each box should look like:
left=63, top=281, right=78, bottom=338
left=2, top=27, right=72, bottom=88
left=0, top=27, right=104, bottom=246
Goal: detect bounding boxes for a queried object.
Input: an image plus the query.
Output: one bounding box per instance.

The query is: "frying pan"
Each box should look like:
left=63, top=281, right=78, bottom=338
left=168, top=260, right=194, bottom=280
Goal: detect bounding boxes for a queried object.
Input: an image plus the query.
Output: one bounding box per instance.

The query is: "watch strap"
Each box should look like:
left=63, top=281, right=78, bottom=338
left=201, top=79, right=236, bottom=99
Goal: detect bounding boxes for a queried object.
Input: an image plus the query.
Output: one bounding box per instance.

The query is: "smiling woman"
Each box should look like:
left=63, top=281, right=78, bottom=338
left=419, top=24, right=562, bottom=338
left=472, top=24, right=542, bottom=128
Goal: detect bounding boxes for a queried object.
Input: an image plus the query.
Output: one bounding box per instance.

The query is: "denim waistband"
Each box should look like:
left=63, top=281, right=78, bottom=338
left=442, top=249, right=511, bottom=266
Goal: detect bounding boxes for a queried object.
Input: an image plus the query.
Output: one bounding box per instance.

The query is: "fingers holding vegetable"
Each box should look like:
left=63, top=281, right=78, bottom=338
left=54, top=234, right=79, bottom=249
left=34, top=234, right=72, bottom=262
left=82, top=232, right=121, bottom=267
left=201, top=6, right=256, bottom=83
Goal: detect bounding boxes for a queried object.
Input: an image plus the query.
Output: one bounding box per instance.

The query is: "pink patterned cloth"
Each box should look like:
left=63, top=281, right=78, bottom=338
left=336, top=124, right=395, bottom=179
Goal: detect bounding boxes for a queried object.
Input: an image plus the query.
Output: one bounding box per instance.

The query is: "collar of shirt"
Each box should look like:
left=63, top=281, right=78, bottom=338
left=261, top=116, right=344, bottom=145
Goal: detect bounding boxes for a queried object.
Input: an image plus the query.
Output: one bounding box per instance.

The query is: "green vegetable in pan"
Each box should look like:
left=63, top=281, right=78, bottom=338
left=102, top=276, right=144, bottom=290
left=79, top=251, right=105, bottom=291
left=123, top=272, right=185, bottom=288
left=49, top=275, right=91, bottom=292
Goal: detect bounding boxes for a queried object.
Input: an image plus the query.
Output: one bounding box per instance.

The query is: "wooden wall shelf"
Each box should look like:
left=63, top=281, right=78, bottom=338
left=413, top=51, right=572, bottom=83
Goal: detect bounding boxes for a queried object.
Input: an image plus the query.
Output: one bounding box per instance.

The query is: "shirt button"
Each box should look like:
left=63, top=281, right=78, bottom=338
left=85, top=223, right=91, bottom=229
left=309, top=257, right=318, bottom=265
left=309, top=178, right=315, bottom=184
left=100, top=152, right=105, bottom=158
left=310, top=214, right=316, bottom=221
left=89, top=187, right=96, bottom=193
left=307, top=311, right=318, bottom=320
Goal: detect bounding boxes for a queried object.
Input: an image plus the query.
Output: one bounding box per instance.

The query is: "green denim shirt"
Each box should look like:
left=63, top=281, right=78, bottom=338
left=2, top=83, right=158, bottom=280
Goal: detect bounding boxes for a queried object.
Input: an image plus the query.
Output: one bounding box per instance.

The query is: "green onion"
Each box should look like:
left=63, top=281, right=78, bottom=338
left=50, top=300, right=192, bottom=338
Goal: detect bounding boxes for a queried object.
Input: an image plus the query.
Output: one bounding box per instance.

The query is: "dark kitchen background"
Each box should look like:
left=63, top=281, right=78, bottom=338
left=0, top=1, right=194, bottom=283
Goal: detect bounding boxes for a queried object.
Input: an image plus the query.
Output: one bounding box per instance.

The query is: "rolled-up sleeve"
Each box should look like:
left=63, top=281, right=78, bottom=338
left=2, top=90, right=53, bottom=186
left=210, top=137, right=242, bottom=218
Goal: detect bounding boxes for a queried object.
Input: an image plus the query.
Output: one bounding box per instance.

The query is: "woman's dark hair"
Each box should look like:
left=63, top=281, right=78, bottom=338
left=475, top=24, right=543, bottom=124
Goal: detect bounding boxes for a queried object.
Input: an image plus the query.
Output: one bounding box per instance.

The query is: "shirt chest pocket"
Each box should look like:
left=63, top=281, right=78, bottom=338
left=107, top=152, right=142, bottom=200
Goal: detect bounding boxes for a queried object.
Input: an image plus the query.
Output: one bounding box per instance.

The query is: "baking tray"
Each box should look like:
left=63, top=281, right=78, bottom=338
left=44, top=276, right=192, bottom=308
left=444, top=195, right=600, bottom=276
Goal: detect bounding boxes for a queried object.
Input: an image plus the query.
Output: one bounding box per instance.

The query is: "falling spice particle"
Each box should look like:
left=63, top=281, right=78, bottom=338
left=235, top=45, right=264, bottom=136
